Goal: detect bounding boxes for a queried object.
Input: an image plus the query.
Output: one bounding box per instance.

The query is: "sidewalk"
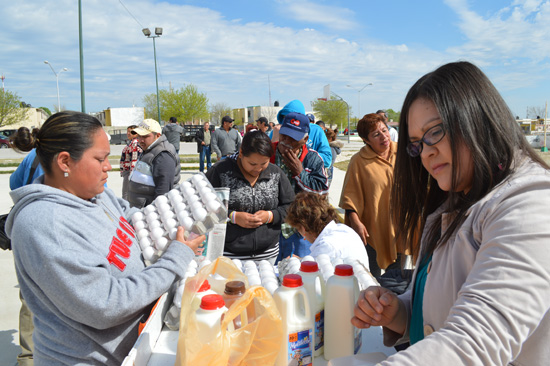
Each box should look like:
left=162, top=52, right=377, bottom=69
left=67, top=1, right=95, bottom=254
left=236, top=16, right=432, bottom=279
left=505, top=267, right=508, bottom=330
left=0, top=139, right=362, bottom=365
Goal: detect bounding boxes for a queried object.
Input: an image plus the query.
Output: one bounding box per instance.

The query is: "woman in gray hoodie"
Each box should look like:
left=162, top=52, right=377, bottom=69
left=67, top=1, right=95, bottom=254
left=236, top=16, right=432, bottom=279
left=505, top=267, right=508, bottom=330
left=6, top=111, right=203, bottom=366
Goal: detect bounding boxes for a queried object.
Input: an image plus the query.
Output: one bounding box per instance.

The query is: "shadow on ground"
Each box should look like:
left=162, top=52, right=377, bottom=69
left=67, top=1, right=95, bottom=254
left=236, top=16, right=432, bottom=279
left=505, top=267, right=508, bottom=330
left=0, top=329, right=19, bottom=366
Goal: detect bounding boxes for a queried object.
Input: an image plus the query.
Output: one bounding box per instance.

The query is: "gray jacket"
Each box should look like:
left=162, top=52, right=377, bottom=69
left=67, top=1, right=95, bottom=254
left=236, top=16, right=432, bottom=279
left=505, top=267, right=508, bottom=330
left=162, top=123, right=183, bottom=151
left=6, top=180, right=194, bottom=365
left=381, top=157, right=550, bottom=366
left=211, top=128, right=241, bottom=157
left=128, top=135, right=181, bottom=208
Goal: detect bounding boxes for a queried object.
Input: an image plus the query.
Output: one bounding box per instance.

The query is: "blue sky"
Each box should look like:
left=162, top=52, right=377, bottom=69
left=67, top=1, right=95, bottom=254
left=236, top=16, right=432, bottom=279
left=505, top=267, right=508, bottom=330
left=1, top=0, right=549, bottom=119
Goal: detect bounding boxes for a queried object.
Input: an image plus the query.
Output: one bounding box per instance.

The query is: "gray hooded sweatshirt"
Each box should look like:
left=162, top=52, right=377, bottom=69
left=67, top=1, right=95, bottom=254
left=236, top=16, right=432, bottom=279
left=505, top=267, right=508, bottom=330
left=6, top=178, right=194, bottom=365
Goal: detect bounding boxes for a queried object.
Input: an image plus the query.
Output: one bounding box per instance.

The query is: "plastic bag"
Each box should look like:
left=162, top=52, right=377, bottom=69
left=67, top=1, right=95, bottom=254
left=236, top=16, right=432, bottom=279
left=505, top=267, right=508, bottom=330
left=175, top=257, right=282, bottom=366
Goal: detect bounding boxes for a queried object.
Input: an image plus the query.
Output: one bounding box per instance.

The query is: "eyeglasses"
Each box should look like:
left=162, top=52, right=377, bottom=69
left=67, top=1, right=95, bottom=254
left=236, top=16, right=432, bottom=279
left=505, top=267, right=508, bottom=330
left=406, top=123, right=446, bottom=157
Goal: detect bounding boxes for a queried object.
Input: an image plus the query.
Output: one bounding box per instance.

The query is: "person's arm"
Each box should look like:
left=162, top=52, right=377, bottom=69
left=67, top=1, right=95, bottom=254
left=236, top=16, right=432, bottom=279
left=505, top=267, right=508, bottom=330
left=195, top=129, right=204, bottom=145
left=309, top=124, right=333, bottom=168
left=272, top=166, right=295, bottom=224
left=235, top=130, right=242, bottom=152
left=151, top=152, right=178, bottom=197
left=345, top=210, right=369, bottom=245
left=11, top=206, right=202, bottom=329
left=211, top=131, right=221, bottom=158
left=293, top=152, right=329, bottom=194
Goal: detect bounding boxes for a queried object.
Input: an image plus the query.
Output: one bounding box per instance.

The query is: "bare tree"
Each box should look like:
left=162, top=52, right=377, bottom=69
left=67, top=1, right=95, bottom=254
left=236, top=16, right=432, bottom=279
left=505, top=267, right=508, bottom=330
left=209, top=102, right=232, bottom=125
left=526, top=105, right=546, bottom=119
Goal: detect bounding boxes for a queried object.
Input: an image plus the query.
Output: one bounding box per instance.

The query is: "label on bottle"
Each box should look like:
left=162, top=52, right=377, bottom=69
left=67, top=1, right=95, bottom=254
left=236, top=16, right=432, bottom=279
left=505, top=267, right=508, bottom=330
left=287, top=329, right=312, bottom=366
left=314, top=310, right=324, bottom=351
left=354, top=327, right=362, bottom=354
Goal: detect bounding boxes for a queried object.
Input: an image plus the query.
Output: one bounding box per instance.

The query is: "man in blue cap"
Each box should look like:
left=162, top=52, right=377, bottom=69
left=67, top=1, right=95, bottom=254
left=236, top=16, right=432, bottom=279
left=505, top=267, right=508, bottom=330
left=271, top=112, right=328, bottom=259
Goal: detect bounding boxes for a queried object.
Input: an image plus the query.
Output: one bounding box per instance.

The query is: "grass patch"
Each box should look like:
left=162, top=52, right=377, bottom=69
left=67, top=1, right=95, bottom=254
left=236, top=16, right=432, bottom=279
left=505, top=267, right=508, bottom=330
left=334, top=160, right=350, bottom=172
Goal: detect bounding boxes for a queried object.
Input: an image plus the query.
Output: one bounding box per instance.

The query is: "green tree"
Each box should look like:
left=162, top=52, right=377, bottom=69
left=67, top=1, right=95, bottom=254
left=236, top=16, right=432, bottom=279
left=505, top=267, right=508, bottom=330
left=385, top=108, right=401, bottom=123
left=311, top=97, right=352, bottom=131
left=143, top=84, right=209, bottom=124
left=209, top=102, right=232, bottom=125
left=40, top=106, right=52, bottom=116
left=0, top=89, right=27, bottom=127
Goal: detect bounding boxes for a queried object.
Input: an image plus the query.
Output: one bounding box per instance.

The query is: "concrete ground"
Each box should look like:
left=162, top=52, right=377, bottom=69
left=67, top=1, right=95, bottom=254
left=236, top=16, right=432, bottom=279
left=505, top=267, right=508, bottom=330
left=0, top=138, right=363, bottom=365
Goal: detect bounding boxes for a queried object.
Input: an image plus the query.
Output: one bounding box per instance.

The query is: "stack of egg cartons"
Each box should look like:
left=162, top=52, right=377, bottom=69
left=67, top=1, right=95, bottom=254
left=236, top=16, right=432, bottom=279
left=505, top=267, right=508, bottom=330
left=131, top=173, right=227, bottom=265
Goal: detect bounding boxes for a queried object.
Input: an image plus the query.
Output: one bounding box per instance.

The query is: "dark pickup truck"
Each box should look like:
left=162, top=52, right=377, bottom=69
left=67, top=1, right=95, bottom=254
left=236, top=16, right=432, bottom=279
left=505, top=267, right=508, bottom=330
left=180, top=125, right=216, bottom=142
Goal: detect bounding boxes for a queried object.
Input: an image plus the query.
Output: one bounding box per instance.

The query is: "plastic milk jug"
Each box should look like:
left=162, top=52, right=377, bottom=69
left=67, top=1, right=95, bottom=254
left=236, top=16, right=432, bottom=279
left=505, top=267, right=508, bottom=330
left=191, top=279, right=217, bottom=311
left=299, top=261, right=325, bottom=357
left=273, top=274, right=314, bottom=366
left=324, top=264, right=361, bottom=361
left=195, top=294, right=227, bottom=344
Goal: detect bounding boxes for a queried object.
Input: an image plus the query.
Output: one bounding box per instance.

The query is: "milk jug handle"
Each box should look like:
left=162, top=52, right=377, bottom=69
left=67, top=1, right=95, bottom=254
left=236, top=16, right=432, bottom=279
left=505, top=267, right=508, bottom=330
left=297, top=289, right=311, bottom=320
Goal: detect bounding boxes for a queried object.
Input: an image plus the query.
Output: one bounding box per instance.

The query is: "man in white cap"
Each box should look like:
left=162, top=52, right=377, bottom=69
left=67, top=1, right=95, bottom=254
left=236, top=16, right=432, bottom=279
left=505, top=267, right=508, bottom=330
left=127, top=119, right=181, bottom=208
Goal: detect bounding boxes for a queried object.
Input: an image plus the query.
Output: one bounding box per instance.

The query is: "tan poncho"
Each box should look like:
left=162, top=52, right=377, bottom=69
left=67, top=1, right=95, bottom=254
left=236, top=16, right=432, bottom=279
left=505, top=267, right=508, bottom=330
left=339, top=142, right=398, bottom=269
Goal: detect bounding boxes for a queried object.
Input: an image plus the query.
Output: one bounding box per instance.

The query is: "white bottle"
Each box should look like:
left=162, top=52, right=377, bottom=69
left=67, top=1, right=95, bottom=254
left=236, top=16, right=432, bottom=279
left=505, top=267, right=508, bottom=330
left=195, top=294, right=227, bottom=344
left=273, top=274, right=314, bottom=366
left=299, top=261, right=325, bottom=357
left=324, top=264, right=361, bottom=361
left=191, top=279, right=217, bottom=311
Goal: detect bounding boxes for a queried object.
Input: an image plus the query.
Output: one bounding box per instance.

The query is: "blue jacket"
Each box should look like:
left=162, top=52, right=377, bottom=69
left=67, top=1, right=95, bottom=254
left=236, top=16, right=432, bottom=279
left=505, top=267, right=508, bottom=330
left=10, top=149, right=44, bottom=190
left=276, top=100, right=332, bottom=168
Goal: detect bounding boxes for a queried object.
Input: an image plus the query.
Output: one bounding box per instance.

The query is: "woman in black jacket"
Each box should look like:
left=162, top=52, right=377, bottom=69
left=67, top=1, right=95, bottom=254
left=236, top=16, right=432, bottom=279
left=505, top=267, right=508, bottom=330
left=206, top=130, right=295, bottom=263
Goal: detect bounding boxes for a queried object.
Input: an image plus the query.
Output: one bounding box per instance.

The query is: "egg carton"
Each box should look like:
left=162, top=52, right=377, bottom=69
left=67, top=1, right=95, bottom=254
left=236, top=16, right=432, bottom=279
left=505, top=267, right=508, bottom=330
left=131, top=173, right=228, bottom=265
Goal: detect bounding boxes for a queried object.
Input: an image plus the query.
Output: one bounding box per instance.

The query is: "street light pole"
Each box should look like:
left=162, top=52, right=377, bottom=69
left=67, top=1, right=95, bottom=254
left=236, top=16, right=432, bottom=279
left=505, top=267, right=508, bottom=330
left=44, top=61, right=68, bottom=112
left=346, top=83, right=373, bottom=119
left=143, top=27, right=163, bottom=124
left=332, top=91, right=350, bottom=143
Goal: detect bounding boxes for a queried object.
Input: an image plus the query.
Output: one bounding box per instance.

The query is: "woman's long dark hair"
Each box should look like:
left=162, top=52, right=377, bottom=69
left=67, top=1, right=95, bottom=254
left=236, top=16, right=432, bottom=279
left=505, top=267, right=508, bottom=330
left=240, top=130, right=273, bottom=157
left=392, top=61, right=548, bottom=259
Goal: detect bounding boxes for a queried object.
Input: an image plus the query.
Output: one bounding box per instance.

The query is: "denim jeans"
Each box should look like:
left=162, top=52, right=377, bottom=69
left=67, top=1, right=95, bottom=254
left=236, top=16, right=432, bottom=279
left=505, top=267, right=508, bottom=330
left=276, top=232, right=312, bottom=263
left=199, top=145, right=212, bottom=172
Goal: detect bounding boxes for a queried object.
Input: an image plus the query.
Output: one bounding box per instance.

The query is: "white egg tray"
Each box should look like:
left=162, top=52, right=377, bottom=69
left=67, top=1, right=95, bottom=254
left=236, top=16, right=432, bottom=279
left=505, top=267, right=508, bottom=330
left=131, top=173, right=228, bottom=264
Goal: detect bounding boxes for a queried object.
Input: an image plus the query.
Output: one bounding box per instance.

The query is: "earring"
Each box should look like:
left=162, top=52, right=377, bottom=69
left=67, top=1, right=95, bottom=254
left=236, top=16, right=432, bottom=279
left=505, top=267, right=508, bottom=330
left=64, top=171, right=69, bottom=178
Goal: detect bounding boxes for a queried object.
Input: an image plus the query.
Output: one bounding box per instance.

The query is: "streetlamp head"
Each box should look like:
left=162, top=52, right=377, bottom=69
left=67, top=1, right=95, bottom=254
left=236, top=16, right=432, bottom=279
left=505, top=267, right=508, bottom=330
left=155, top=27, right=163, bottom=36
left=142, top=28, right=151, bottom=37
left=62, top=68, right=68, bottom=71
left=44, top=60, right=49, bottom=64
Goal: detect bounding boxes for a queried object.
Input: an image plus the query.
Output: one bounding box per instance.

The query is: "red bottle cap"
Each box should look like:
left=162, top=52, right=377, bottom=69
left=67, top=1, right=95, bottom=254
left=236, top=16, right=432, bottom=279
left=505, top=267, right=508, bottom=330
left=198, top=279, right=211, bottom=293
left=282, top=274, right=303, bottom=287
left=200, top=294, right=225, bottom=310
left=334, top=264, right=354, bottom=276
left=299, top=261, right=319, bottom=273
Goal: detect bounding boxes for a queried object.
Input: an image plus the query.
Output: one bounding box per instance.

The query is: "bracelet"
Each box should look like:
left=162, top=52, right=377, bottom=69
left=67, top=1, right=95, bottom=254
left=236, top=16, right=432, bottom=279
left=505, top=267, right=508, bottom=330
left=230, top=211, right=237, bottom=224
left=266, top=211, right=273, bottom=224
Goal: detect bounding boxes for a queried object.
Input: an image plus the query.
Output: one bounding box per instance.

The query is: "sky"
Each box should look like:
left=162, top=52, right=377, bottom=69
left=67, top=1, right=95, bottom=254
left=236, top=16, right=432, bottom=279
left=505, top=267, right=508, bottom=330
left=1, top=0, right=550, bottom=120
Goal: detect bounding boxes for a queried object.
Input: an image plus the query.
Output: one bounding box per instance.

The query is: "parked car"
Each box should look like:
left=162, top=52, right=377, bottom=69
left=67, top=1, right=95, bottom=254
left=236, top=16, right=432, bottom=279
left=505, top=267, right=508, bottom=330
left=0, top=133, right=11, bottom=148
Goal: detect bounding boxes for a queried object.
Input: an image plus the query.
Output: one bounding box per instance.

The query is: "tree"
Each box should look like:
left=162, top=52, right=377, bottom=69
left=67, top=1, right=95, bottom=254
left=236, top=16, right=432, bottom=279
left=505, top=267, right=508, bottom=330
left=0, top=89, right=27, bottom=128
left=40, top=107, right=52, bottom=116
left=311, top=97, right=351, bottom=131
left=143, top=84, right=209, bottom=124
left=526, top=105, right=546, bottom=119
left=385, top=108, right=401, bottom=123
left=209, top=102, right=232, bottom=125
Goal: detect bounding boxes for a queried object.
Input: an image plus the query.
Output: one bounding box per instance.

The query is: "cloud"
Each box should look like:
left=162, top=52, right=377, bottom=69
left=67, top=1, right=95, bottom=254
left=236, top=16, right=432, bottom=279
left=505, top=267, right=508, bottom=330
left=276, top=0, right=357, bottom=31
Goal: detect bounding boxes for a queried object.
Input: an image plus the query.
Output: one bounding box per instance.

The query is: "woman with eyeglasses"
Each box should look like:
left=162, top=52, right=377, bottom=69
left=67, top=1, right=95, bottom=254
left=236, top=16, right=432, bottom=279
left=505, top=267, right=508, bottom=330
left=339, top=113, right=402, bottom=278
left=352, top=61, right=550, bottom=365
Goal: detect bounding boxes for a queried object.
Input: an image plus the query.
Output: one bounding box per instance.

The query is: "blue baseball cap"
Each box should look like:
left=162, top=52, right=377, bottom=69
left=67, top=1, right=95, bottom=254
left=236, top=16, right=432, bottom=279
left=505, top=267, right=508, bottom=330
left=279, top=112, right=310, bottom=141
left=306, top=113, right=315, bottom=122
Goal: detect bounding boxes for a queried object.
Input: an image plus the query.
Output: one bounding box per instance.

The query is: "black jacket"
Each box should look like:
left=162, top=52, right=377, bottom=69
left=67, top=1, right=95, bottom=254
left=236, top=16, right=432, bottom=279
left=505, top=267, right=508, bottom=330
left=205, top=155, right=295, bottom=256
left=195, top=127, right=210, bottom=153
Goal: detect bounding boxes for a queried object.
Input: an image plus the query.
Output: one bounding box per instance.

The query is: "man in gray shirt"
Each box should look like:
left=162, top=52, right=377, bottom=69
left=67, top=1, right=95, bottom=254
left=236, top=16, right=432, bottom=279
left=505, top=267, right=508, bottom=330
left=162, top=116, right=184, bottom=153
left=211, top=115, right=241, bottom=160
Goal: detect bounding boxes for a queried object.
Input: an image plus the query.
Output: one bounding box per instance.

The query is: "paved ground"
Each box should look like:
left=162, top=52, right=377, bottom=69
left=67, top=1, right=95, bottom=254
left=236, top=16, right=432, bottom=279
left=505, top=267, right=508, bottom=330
left=0, top=138, right=363, bottom=365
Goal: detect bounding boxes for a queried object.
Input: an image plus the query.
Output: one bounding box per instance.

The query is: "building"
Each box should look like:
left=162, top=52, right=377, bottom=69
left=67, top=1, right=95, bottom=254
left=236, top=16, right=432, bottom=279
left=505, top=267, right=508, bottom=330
left=0, top=107, right=49, bottom=133
left=94, top=107, right=145, bottom=128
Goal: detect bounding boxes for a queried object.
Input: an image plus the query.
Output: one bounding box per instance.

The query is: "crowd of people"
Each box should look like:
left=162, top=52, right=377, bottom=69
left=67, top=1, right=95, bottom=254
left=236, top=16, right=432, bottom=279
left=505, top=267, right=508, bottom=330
left=5, top=60, right=550, bottom=365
